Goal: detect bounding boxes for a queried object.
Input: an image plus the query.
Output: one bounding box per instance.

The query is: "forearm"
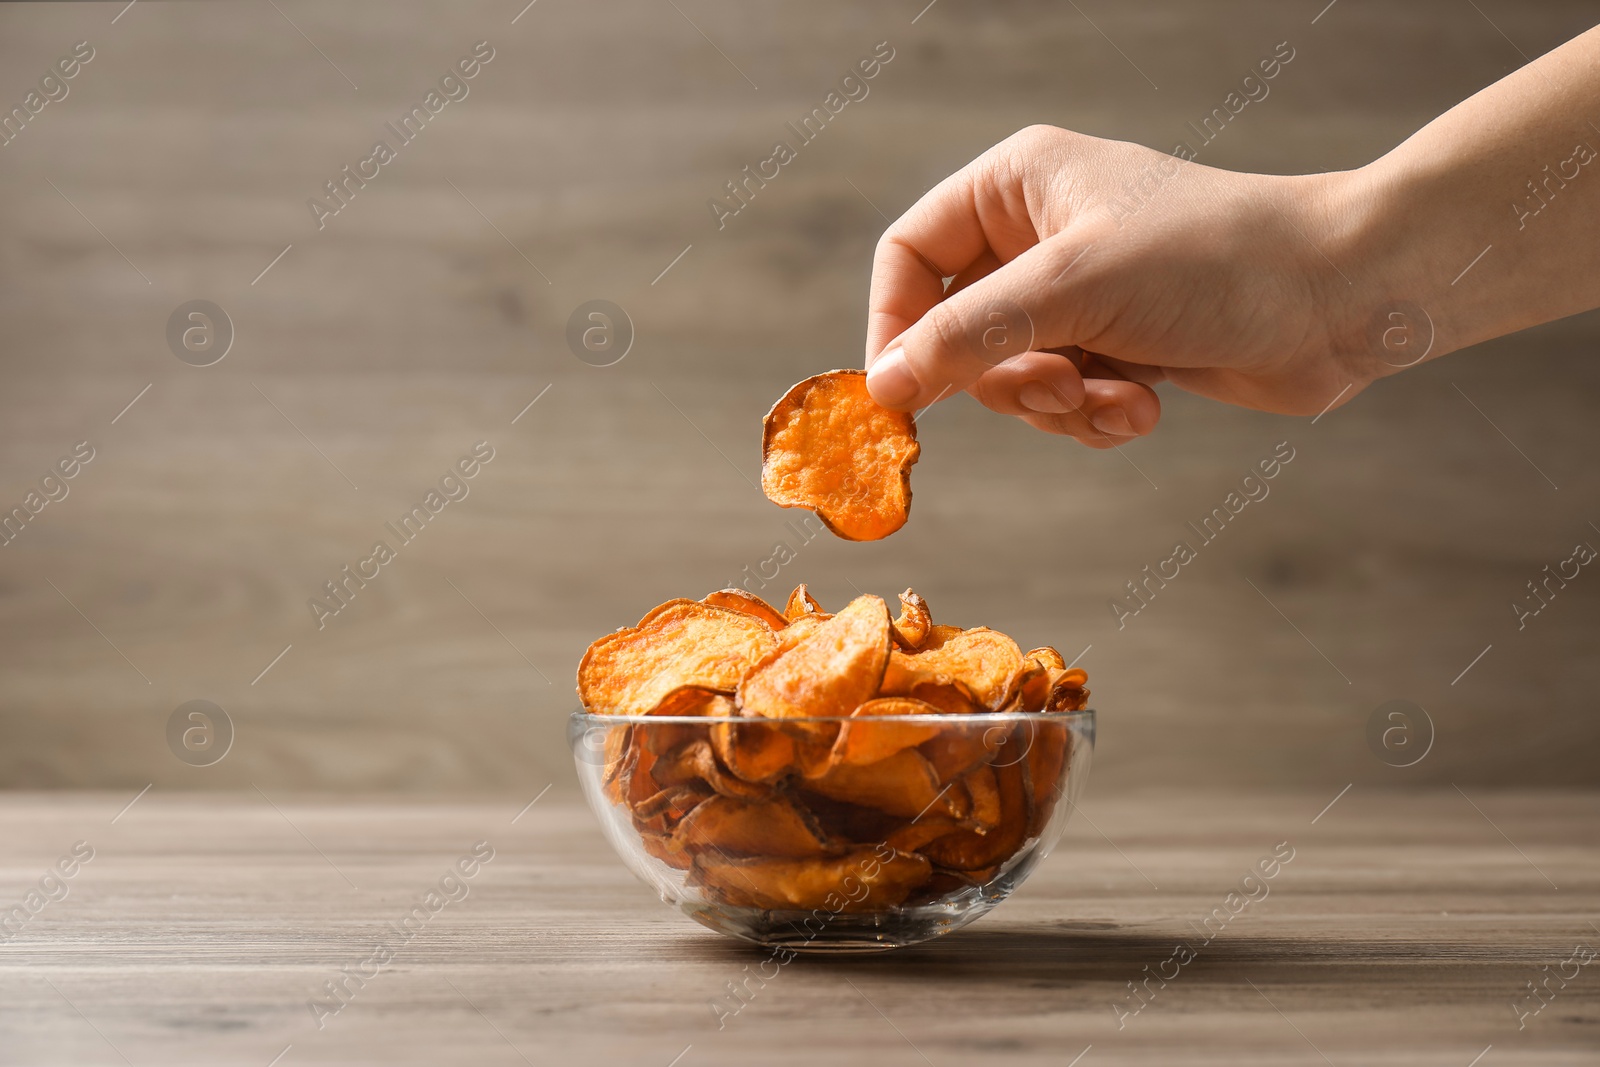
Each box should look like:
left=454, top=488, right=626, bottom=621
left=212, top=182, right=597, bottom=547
left=1338, top=23, right=1600, bottom=366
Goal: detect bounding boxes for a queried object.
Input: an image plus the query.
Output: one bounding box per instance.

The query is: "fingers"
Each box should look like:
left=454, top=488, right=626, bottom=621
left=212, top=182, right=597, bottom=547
left=966, top=350, right=1086, bottom=416
left=1018, top=377, right=1162, bottom=447
left=864, top=136, right=1046, bottom=369
left=866, top=238, right=1085, bottom=410
left=965, top=354, right=1162, bottom=446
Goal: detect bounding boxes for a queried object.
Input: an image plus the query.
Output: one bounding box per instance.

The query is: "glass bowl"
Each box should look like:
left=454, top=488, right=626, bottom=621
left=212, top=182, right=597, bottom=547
left=570, top=708, right=1094, bottom=952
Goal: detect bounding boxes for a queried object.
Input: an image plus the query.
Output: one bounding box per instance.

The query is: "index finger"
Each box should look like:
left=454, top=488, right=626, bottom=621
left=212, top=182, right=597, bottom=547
left=865, top=154, right=1042, bottom=364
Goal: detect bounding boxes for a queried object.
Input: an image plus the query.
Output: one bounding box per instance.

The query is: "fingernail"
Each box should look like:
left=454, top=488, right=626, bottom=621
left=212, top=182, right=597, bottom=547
left=866, top=348, right=919, bottom=406
left=1019, top=381, right=1072, bottom=414
left=1091, top=406, right=1134, bottom=436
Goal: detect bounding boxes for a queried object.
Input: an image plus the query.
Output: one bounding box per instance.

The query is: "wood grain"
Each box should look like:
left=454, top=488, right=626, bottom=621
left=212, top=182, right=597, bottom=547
left=0, top=789, right=1596, bottom=1064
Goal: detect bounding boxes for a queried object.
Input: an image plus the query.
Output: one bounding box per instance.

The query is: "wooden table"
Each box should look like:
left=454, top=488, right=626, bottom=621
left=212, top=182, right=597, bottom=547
left=2, top=788, right=1596, bottom=1065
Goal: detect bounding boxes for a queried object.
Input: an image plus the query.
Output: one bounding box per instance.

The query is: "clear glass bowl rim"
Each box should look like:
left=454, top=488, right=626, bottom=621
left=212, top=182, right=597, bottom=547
left=572, top=708, right=1094, bottom=726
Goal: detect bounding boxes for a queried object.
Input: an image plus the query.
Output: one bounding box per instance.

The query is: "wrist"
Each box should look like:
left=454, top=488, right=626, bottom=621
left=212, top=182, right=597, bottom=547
left=1289, top=166, right=1417, bottom=389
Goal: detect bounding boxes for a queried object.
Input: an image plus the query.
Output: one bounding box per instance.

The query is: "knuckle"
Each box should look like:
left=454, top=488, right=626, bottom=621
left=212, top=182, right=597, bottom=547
left=916, top=301, right=972, bottom=363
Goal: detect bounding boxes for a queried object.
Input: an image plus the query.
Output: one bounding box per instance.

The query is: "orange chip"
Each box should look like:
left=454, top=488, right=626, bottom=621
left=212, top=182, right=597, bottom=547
left=651, top=739, right=770, bottom=801
left=879, top=627, right=1023, bottom=709
left=783, top=583, right=823, bottom=621
left=702, top=588, right=788, bottom=631
left=639, top=829, right=693, bottom=871
left=761, top=370, right=920, bottom=542
left=920, top=759, right=1030, bottom=871
left=804, top=747, right=953, bottom=819
left=692, top=848, right=932, bottom=911
left=737, top=594, right=891, bottom=720
left=773, top=611, right=831, bottom=653
left=633, top=782, right=714, bottom=826
left=919, top=728, right=994, bottom=784
left=670, top=795, right=832, bottom=858
left=710, top=719, right=798, bottom=784
left=825, top=697, right=945, bottom=769
left=890, top=589, right=933, bottom=651
left=1047, top=668, right=1091, bottom=712
left=994, top=661, right=1050, bottom=712
left=578, top=600, right=776, bottom=716
left=1026, top=646, right=1066, bottom=671
left=1025, top=719, right=1073, bottom=836
left=885, top=815, right=966, bottom=853
left=960, top=764, right=1002, bottom=831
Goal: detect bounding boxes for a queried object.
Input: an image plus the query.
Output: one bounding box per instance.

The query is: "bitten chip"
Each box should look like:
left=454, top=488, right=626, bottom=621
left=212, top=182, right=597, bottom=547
left=761, top=370, right=920, bottom=541
left=578, top=601, right=776, bottom=716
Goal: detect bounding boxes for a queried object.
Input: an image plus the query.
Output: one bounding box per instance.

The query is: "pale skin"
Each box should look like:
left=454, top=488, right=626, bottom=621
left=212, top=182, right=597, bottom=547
left=863, top=25, right=1600, bottom=448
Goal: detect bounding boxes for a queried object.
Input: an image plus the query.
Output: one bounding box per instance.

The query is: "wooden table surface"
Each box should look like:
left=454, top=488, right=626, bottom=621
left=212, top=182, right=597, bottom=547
left=2, top=788, right=1596, bottom=1065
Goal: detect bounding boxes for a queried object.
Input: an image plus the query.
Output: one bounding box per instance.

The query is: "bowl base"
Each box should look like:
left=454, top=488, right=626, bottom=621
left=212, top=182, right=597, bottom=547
left=683, top=886, right=1006, bottom=952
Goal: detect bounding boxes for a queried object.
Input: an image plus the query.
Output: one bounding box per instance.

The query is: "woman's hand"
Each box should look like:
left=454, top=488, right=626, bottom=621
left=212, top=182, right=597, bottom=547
left=862, top=124, right=1379, bottom=447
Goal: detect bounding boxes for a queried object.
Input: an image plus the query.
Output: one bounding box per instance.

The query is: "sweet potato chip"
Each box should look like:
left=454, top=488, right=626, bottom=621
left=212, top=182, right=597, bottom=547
left=920, top=759, right=1030, bottom=871
left=652, top=740, right=769, bottom=801
left=647, top=686, right=727, bottom=718
left=879, top=627, right=1023, bottom=709
left=885, top=815, right=966, bottom=853
left=761, top=370, right=920, bottom=542
left=737, top=594, right=891, bottom=720
left=1047, top=668, right=1091, bottom=712
left=702, top=589, right=788, bottom=631
left=919, top=729, right=995, bottom=784
left=711, top=719, right=797, bottom=784
left=994, top=662, right=1050, bottom=712
left=579, top=601, right=776, bottom=716
left=890, top=589, right=933, bottom=651
left=784, top=584, right=823, bottom=621
left=634, top=782, right=713, bottom=825
left=960, top=764, right=1002, bottom=832
left=693, top=848, right=932, bottom=911
left=1026, top=646, right=1066, bottom=671
left=805, top=747, right=953, bottom=819
left=826, top=697, right=944, bottom=769
left=670, top=795, right=832, bottom=858
left=639, top=829, right=694, bottom=870
left=1026, top=721, right=1072, bottom=836
left=773, top=611, right=830, bottom=653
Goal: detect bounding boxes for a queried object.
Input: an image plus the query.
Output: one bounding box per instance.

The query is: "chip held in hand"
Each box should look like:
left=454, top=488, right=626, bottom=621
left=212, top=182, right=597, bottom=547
left=761, top=369, right=920, bottom=541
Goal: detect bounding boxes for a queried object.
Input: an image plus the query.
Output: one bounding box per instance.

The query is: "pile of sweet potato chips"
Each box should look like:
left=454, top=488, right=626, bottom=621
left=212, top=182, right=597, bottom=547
left=761, top=370, right=920, bottom=541
left=579, top=586, right=1088, bottom=913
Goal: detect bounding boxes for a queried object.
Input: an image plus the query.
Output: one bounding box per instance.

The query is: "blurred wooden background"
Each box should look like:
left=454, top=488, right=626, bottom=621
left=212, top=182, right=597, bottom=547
left=0, top=0, right=1596, bottom=795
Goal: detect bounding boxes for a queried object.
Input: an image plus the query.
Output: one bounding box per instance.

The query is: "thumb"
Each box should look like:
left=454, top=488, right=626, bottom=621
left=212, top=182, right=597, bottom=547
left=865, top=239, right=1088, bottom=410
